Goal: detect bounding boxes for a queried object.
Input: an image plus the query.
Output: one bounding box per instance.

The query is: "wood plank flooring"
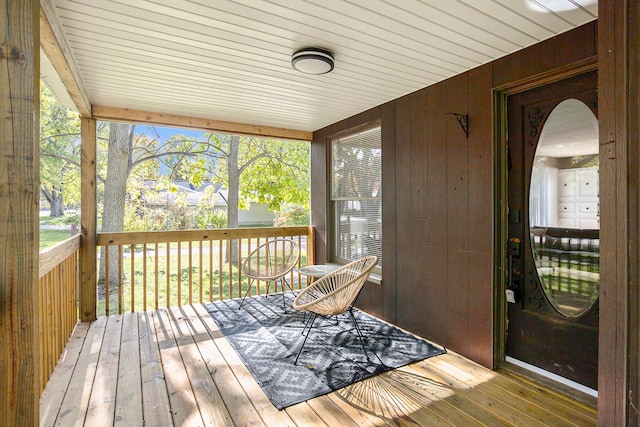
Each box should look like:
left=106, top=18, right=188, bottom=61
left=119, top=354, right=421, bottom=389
left=40, top=303, right=597, bottom=426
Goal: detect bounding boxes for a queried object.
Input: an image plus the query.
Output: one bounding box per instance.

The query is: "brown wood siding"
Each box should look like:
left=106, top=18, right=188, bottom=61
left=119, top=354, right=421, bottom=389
left=310, top=126, right=329, bottom=265
left=396, top=90, right=425, bottom=334
left=445, top=73, right=470, bottom=355
left=425, top=82, right=448, bottom=345
left=380, top=102, right=397, bottom=321
left=466, top=64, right=494, bottom=368
left=598, top=1, right=639, bottom=425
left=312, top=23, right=598, bottom=369
left=555, top=21, right=597, bottom=68
left=522, top=38, right=556, bottom=78
left=629, top=2, right=640, bottom=424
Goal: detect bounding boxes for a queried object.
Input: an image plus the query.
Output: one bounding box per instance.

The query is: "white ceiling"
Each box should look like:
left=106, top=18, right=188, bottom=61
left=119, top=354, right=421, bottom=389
left=45, top=0, right=598, bottom=133
left=537, top=98, right=599, bottom=158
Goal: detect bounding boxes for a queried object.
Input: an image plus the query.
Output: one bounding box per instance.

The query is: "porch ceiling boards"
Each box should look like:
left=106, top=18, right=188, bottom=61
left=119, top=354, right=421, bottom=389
left=40, top=303, right=597, bottom=426
left=42, top=0, right=597, bottom=133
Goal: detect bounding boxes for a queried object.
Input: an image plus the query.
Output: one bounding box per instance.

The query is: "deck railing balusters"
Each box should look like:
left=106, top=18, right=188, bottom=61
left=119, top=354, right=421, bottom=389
left=209, top=239, right=214, bottom=301
left=118, top=245, right=123, bottom=313
left=199, top=240, right=203, bottom=303
left=177, top=241, right=182, bottom=306
left=154, top=243, right=159, bottom=310
left=38, top=235, right=80, bottom=392
left=105, top=246, right=110, bottom=315
left=218, top=239, right=223, bottom=301
left=188, top=241, right=192, bottom=304
left=131, top=243, right=135, bottom=312
left=143, top=244, right=147, bottom=311
left=96, top=227, right=313, bottom=316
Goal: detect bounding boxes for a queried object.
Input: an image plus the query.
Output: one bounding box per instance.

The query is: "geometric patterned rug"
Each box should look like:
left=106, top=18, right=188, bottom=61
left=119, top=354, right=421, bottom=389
left=205, top=293, right=446, bottom=409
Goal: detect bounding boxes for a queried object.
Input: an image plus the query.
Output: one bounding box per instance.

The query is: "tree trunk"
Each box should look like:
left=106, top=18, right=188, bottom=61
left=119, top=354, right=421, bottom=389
left=49, top=189, right=64, bottom=216
left=227, top=135, right=240, bottom=264
left=98, top=123, right=134, bottom=294
left=41, top=187, right=65, bottom=216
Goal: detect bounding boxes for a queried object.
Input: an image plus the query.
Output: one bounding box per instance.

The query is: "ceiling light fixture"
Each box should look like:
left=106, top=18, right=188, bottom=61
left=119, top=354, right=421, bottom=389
left=291, top=48, right=334, bottom=75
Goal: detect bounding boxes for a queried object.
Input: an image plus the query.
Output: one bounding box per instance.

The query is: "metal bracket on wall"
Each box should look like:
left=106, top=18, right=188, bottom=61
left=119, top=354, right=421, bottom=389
left=447, top=112, right=469, bottom=139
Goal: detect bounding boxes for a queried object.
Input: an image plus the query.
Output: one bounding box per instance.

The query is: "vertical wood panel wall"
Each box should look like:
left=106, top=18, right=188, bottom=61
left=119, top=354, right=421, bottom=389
left=311, top=22, right=597, bottom=370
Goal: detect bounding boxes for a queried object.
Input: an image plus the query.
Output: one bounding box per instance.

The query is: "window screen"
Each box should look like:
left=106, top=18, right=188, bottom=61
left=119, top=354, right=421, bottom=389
left=331, top=126, right=382, bottom=267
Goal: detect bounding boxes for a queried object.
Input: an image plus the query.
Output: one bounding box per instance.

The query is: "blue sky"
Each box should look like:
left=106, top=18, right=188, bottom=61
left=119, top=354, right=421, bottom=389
left=136, top=124, right=206, bottom=142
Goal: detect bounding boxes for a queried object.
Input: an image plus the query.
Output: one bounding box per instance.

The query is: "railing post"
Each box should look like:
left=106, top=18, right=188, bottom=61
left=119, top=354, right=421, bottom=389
left=307, top=226, right=315, bottom=265
left=80, top=118, right=97, bottom=321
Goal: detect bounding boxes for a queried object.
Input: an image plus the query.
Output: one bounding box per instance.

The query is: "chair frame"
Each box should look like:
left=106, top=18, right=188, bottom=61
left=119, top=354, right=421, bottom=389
left=292, top=255, right=378, bottom=364
left=239, top=238, right=300, bottom=311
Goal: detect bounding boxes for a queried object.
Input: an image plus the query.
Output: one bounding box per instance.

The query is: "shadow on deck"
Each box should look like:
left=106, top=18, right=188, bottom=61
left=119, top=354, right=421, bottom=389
left=40, top=301, right=597, bottom=426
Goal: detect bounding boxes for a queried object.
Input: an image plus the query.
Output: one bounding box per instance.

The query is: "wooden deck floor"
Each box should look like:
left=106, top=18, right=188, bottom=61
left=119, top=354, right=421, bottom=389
left=40, top=303, right=597, bottom=426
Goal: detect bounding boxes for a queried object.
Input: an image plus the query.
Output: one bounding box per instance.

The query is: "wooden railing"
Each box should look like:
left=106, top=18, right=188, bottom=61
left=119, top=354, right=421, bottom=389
left=39, top=234, right=80, bottom=393
left=96, top=226, right=315, bottom=316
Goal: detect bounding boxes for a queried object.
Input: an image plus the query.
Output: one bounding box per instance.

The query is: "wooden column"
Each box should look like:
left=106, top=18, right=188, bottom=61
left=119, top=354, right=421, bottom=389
left=598, top=0, right=639, bottom=425
left=80, top=118, right=97, bottom=321
left=0, top=0, right=40, bottom=424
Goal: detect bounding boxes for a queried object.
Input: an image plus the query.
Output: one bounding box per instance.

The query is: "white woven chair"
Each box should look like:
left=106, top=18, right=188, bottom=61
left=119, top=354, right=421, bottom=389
left=292, top=255, right=378, bottom=364
left=239, top=238, right=300, bottom=310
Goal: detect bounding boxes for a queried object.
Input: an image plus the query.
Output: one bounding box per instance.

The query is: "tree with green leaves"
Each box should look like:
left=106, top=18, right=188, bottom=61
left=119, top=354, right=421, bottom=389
left=205, top=133, right=310, bottom=227
left=39, top=83, right=81, bottom=216
left=97, top=123, right=215, bottom=287
left=202, top=133, right=310, bottom=261
left=91, top=122, right=310, bottom=290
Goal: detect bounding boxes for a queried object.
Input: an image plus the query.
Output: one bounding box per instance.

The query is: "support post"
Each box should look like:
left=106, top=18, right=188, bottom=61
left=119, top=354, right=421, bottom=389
left=80, top=118, right=97, bottom=321
left=0, top=0, right=40, bottom=424
left=598, top=0, right=639, bottom=425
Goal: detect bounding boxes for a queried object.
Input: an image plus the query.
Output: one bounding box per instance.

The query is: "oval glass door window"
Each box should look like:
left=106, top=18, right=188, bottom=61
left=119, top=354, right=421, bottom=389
left=529, top=99, right=599, bottom=318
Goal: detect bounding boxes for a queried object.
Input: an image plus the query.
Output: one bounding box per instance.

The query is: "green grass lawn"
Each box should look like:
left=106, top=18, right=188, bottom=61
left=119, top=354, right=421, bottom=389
left=39, top=218, right=311, bottom=315
left=40, top=228, right=75, bottom=250
left=96, top=244, right=309, bottom=316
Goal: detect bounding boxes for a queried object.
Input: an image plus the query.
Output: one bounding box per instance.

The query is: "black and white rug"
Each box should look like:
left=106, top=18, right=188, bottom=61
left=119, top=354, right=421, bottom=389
left=205, top=293, right=446, bottom=410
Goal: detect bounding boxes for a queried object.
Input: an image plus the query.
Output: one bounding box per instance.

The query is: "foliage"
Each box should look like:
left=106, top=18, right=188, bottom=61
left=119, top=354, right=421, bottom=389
left=43, top=114, right=310, bottom=233
left=39, top=80, right=311, bottom=230
left=122, top=200, right=163, bottom=232
left=195, top=186, right=227, bottom=229
left=110, top=130, right=310, bottom=232
left=196, top=208, right=227, bottom=229
left=120, top=178, right=228, bottom=232
left=274, top=205, right=310, bottom=227
left=205, top=134, right=310, bottom=213
left=40, top=213, right=80, bottom=226
left=39, top=82, right=81, bottom=213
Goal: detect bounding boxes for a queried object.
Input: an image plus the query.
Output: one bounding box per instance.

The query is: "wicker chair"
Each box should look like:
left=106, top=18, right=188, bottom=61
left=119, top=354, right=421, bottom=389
left=239, top=238, right=300, bottom=310
left=292, top=255, right=378, bottom=364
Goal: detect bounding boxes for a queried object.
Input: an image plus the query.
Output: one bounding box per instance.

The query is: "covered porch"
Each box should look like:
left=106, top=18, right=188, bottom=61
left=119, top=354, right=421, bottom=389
left=41, top=303, right=596, bottom=427
left=3, top=0, right=640, bottom=426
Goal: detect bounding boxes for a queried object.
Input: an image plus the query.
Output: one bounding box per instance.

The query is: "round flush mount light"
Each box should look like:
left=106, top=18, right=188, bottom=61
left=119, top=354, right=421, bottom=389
left=291, top=48, right=334, bottom=75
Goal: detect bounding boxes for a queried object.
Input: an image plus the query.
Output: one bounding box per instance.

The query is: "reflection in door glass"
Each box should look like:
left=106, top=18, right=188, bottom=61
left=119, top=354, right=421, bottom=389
left=529, top=99, right=599, bottom=318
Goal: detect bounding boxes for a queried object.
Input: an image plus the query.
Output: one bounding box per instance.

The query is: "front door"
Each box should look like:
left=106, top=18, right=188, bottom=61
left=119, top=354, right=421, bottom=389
left=506, top=71, right=599, bottom=390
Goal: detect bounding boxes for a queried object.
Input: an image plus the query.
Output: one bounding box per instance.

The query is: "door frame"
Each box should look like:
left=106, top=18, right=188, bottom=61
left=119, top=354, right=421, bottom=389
left=493, top=58, right=598, bottom=369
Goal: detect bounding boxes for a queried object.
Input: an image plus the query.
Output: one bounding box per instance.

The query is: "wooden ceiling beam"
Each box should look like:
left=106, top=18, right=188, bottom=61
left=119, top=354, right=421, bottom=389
left=91, top=106, right=313, bottom=141
left=39, top=1, right=91, bottom=117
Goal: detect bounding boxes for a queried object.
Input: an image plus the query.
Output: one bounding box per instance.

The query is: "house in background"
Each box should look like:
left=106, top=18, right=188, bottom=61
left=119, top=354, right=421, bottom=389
left=216, top=189, right=276, bottom=227
left=142, top=180, right=276, bottom=227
